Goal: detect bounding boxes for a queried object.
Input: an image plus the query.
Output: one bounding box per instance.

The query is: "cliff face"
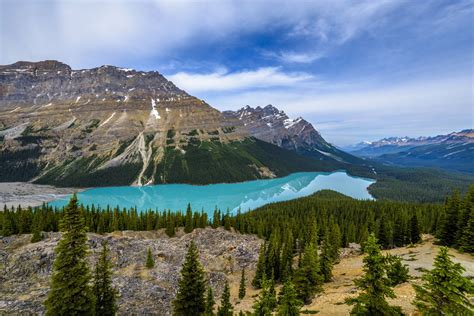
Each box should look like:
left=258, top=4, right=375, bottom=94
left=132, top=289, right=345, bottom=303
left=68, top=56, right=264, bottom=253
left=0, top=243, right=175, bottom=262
left=0, top=61, right=252, bottom=186
left=0, top=228, right=262, bottom=315
left=224, top=105, right=362, bottom=164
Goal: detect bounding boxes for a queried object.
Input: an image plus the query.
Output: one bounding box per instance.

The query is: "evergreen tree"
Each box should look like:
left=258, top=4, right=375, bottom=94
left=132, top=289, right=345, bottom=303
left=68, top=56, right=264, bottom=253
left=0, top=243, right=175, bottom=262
left=253, top=276, right=276, bottom=316
left=377, top=216, right=390, bottom=249
left=385, top=254, right=409, bottom=286
left=410, top=214, right=421, bottom=244
left=185, top=203, right=194, bottom=233
left=204, top=287, right=215, bottom=316
left=1, top=208, right=14, bottom=236
left=30, top=217, right=43, bottom=243
left=320, top=232, right=333, bottom=282
left=239, top=269, right=246, bottom=299
left=329, top=222, right=342, bottom=261
left=460, top=209, right=474, bottom=253
left=438, top=190, right=461, bottom=246
left=166, top=214, right=176, bottom=237
left=293, top=243, right=323, bottom=304
left=277, top=279, right=303, bottom=316
left=146, top=248, right=155, bottom=269
left=252, top=243, right=267, bottom=288
left=44, top=194, right=95, bottom=315
left=268, top=277, right=278, bottom=311
left=266, top=230, right=281, bottom=280
left=345, top=233, right=402, bottom=315
left=173, top=241, right=207, bottom=316
left=94, top=241, right=118, bottom=316
left=217, top=280, right=233, bottom=316
left=281, top=230, right=294, bottom=282
left=413, top=247, right=474, bottom=314
left=392, top=216, right=405, bottom=247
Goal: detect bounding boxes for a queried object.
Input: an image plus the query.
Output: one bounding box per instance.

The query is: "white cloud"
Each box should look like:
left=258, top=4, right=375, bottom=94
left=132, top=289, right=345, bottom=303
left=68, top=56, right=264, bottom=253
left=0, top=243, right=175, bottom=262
left=263, top=51, right=325, bottom=64
left=202, top=74, right=473, bottom=145
left=167, top=67, right=313, bottom=92
left=0, top=0, right=406, bottom=68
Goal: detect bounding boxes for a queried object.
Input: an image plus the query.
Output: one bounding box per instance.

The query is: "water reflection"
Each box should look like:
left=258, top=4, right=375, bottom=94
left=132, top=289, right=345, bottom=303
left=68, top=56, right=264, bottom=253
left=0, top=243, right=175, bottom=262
left=49, top=171, right=375, bottom=214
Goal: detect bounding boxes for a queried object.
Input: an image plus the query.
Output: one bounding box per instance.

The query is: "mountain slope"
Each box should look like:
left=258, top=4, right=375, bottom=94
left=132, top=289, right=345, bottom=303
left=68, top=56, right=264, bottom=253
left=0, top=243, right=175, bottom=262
left=224, top=105, right=364, bottom=164
left=0, top=61, right=350, bottom=187
left=347, top=130, right=474, bottom=173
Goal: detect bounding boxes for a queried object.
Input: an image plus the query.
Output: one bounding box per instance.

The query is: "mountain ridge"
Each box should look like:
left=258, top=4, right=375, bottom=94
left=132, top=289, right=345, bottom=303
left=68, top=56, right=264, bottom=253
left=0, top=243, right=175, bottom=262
left=0, top=60, right=364, bottom=187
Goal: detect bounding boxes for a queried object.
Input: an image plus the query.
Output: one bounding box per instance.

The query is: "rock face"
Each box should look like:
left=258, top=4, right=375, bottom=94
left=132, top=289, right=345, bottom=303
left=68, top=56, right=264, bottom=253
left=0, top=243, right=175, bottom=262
left=0, top=61, right=330, bottom=187
left=0, top=228, right=262, bottom=315
left=224, top=105, right=361, bottom=164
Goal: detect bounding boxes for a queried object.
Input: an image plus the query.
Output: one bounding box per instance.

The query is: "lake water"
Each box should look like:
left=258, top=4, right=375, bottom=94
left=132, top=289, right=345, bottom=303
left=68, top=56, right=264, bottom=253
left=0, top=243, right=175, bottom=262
left=49, top=171, right=375, bottom=214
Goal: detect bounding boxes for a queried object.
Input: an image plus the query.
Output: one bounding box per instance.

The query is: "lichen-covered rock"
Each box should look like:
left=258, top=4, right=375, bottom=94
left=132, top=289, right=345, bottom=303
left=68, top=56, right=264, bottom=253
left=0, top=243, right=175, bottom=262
left=0, top=228, right=262, bottom=315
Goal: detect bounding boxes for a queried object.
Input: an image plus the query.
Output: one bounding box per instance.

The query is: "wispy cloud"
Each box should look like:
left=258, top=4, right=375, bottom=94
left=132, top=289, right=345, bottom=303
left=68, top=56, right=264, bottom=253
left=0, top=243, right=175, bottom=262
left=168, top=67, right=313, bottom=92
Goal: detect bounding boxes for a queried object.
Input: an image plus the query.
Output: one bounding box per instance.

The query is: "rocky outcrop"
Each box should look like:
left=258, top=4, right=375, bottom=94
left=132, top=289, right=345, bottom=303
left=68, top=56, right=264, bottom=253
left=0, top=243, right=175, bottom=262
left=224, top=105, right=361, bottom=164
left=0, top=228, right=262, bottom=315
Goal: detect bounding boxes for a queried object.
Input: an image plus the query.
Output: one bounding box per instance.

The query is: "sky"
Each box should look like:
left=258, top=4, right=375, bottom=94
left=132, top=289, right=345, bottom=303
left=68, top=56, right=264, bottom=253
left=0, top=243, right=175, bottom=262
left=1, top=0, right=473, bottom=146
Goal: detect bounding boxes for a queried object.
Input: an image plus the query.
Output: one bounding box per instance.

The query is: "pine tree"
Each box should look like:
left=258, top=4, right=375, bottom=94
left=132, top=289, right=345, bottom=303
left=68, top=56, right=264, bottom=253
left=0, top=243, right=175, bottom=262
left=438, top=190, right=461, bottom=246
left=146, top=248, right=155, bottom=269
left=252, top=243, right=267, bottom=288
left=329, top=222, right=342, bottom=261
left=281, top=230, right=294, bottom=282
left=173, top=241, right=207, bottom=316
left=94, top=241, right=118, bottom=316
left=204, top=287, right=215, bottom=316
left=266, top=230, right=281, bottom=280
left=377, top=216, right=390, bottom=249
left=30, top=217, right=43, bottom=243
left=385, top=254, right=409, bottom=286
left=413, top=247, right=474, bottom=314
left=217, top=280, right=233, bottom=316
left=392, top=216, right=405, bottom=247
left=293, top=243, right=323, bottom=304
left=44, top=194, right=95, bottom=315
left=239, top=269, right=246, bottom=299
left=277, top=279, right=303, bottom=316
left=166, top=214, right=176, bottom=237
left=253, top=276, right=276, bottom=316
left=410, top=214, right=421, bottom=244
left=185, top=203, right=194, bottom=233
left=460, top=209, right=474, bottom=253
left=345, top=233, right=402, bottom=315
left=320, top=232, right=333, bottom=282
left=1, top=208, right=14, bottom=236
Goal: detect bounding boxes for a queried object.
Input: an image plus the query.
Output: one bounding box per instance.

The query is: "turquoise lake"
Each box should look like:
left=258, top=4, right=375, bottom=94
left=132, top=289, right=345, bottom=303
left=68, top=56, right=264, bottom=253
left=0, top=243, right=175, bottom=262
left=49, top=171, right=375, bottom=214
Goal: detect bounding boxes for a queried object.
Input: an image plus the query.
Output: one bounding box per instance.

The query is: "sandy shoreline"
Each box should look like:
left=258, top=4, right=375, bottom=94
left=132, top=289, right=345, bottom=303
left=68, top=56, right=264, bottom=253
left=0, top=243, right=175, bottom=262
left=0, top=182, right=85, bottom=209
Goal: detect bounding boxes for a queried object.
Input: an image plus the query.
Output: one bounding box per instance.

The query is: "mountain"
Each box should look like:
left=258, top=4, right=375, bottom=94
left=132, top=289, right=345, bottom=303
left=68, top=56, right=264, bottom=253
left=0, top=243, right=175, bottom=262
left=224, top=105, right=362, bottom=164
left=0, top=60, right=351, bottom=187
left=347, top=130, right=474, bottom=173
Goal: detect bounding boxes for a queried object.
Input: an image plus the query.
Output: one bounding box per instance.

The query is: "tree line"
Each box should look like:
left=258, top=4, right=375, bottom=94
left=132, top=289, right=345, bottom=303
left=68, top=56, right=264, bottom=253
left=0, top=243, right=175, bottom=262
left=41, top=194, right=473, bottom=315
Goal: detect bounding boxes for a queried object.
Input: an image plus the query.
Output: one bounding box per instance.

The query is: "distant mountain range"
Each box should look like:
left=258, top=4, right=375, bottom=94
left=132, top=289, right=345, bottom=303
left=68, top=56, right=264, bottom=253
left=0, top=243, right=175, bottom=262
left=0, top=60, right=367, bottom=187
left=346, top=130, right=474, bottom=173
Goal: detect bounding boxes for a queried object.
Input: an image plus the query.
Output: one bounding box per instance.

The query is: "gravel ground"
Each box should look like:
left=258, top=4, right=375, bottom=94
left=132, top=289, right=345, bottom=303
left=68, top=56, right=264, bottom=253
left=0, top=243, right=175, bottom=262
left=0, top=182, right=81, bottom=209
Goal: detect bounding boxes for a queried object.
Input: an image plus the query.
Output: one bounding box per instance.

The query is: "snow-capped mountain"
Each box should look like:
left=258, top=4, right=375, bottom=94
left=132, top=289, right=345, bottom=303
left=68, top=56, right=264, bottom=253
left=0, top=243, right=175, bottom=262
left=224, top=105, right=363, bottom=164
left=347, top=130, right=474, bottom=173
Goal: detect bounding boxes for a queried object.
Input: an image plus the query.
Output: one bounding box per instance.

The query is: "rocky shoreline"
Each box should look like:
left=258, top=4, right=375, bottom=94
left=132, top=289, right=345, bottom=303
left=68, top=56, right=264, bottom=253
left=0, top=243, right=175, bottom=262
left=0, top=182, right=82, bottom=209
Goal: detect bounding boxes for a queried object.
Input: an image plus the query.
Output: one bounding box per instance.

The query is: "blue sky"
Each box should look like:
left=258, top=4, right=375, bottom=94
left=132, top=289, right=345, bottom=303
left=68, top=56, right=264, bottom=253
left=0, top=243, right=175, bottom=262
left=1, top=0, right=472, bottom=145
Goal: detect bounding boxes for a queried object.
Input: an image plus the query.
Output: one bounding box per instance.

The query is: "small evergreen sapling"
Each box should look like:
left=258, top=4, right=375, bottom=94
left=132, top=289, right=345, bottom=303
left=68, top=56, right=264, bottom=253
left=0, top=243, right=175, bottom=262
left=239, top=269, right=246, bottom=299
left=146, top=248, right=155, bottom=269
left=94, top=241, right=118, bottom=316
left=204, top=287, right=215, bottom=316
left=385, top=254, right=409, bottom=286
left=413, top=247, right=474, bottom=314
left=217, top=280, right=233, bottom=316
